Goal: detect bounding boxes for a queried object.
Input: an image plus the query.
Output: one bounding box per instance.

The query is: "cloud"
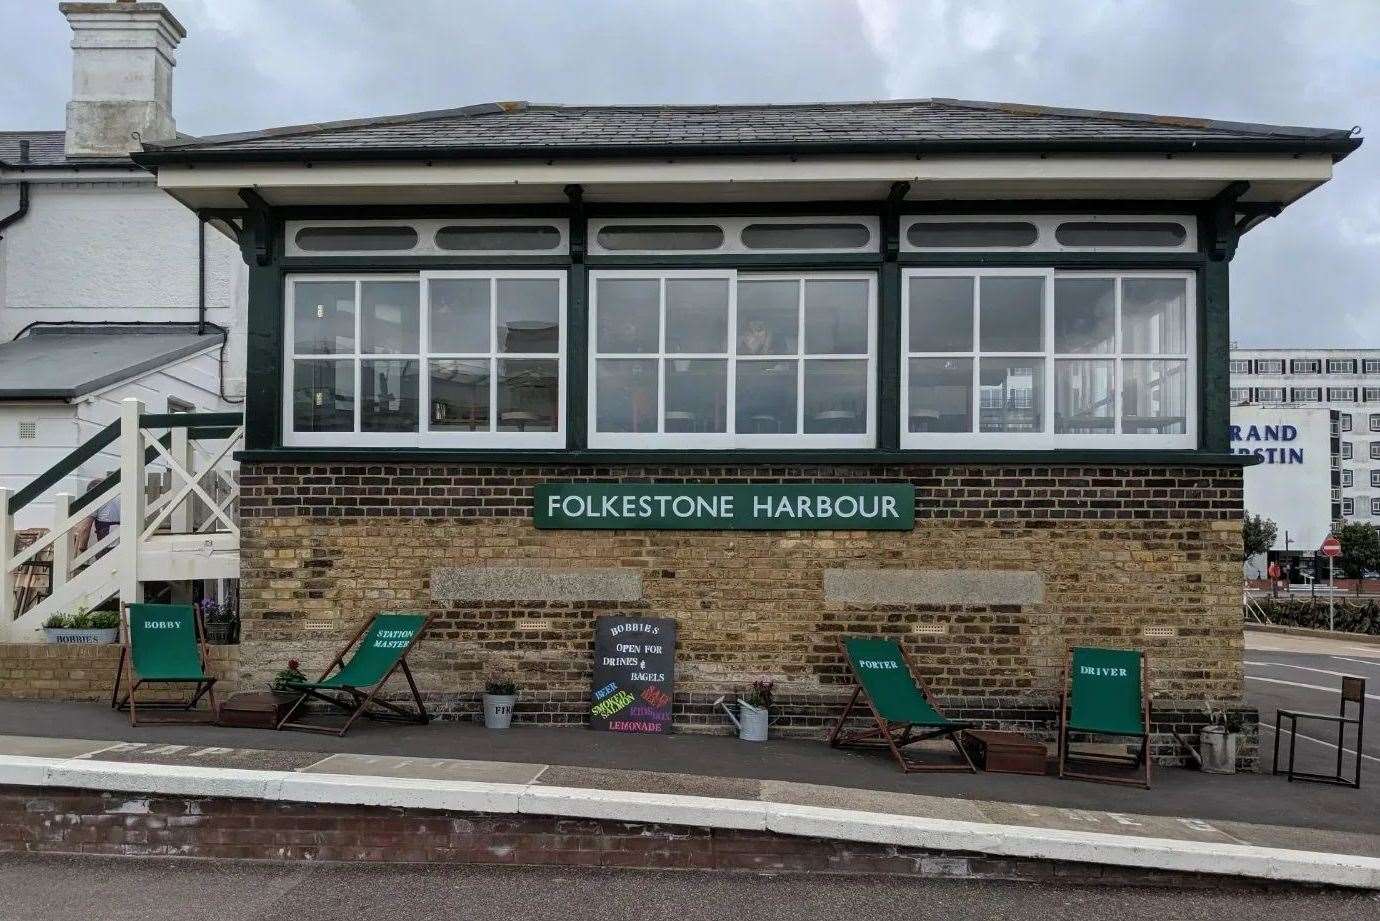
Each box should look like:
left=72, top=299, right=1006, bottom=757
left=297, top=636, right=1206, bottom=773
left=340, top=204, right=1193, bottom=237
left=1, top=0, right=1375, bottom=345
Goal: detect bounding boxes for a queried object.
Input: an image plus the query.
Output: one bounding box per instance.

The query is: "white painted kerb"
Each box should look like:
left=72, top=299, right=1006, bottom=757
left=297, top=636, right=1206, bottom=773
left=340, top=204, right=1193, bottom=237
left=0, top=754, right=1375, bottom=889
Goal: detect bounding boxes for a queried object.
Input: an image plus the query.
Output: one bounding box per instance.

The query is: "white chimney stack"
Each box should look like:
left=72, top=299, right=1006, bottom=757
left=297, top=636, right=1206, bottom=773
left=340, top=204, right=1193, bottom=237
left=60, top=1, right=187, bottom=158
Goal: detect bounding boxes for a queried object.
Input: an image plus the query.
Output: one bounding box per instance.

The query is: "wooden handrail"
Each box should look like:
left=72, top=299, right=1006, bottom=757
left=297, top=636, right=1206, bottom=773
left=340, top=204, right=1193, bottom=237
left=139, top=412, right=244, bottom=429
left=6, top=421, right=119, bottom=516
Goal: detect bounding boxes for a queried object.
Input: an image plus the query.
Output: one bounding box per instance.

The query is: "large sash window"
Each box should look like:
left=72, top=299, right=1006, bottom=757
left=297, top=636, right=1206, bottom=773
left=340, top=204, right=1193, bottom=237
left=902, top=269, right=1195, bottom=448
left=589, top=270, right=876, bottom=448
left=284, top=271, right=566, bottom=447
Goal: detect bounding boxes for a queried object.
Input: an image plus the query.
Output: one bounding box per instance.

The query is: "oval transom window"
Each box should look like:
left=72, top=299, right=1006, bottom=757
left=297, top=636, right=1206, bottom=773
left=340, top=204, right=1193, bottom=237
left=1054, top=221, right=1187, bottom=248
left=740, top=223, right=871, bottom=250
left=294, top=226, right=419, bottom=252
left=435, top=225, right=562, bottom=251
left=907, top=221, right=1038, bottom=248
left=596, top=224, right=724, bottom=251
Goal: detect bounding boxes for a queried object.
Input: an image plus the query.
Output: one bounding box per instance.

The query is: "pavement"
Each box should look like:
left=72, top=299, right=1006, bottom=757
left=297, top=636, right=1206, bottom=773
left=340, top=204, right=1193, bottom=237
left=0, top=627, right=1376, bottom=889
left=4, top=853, right=1379, bottom=921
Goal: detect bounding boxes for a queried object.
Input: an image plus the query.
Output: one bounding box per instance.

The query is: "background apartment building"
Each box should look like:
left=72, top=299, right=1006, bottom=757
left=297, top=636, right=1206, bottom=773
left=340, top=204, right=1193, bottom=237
left=1231, top=348, right=1380, bottom=525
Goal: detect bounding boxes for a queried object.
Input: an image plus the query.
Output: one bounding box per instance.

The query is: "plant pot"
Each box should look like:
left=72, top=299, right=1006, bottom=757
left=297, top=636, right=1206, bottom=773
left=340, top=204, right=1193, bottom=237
left=204, top=621, right=237, bottom=645
left=1199, top=726, right=1238, bottom=774
left=736, top=699, right=770, bottom=742
left=483, top=693, right=516, bottom=729
left=43, top=627, right=118, bottom=645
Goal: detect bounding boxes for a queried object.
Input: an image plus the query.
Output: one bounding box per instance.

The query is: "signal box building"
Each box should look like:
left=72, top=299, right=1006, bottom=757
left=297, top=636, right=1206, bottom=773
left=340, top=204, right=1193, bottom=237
left=129, top=91, right=1361, bottom=763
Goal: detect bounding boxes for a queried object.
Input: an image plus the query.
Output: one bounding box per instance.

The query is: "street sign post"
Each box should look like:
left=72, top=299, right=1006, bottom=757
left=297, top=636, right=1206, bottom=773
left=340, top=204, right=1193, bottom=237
left=1320, top=536, right=1341, bottom=630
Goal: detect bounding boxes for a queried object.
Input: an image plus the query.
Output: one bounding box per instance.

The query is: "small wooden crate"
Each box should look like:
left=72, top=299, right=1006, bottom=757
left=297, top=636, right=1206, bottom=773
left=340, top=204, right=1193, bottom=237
left=218, top=691, right=296, bottom=729
left=961, top=729, right=1049, bottom=776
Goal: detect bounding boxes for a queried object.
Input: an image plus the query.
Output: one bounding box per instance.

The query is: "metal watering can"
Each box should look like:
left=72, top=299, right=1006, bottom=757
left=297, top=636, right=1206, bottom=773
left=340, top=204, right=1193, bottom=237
left=714, top=695, right=770, bottom=742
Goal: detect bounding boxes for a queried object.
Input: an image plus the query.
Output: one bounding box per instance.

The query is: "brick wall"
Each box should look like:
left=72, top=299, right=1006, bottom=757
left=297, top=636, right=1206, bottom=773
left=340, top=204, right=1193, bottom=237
left=0, top=643, right=239, bottom=702
left=236, top=462, right=1248, bottom=764
left=0, top=786, right=1268, bottom=888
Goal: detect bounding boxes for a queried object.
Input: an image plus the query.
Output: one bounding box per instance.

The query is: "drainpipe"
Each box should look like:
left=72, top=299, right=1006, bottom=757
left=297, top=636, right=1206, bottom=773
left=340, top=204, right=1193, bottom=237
left=197, top=213, right=206, bottom=335
left=0, top=140, right=32, bottom=239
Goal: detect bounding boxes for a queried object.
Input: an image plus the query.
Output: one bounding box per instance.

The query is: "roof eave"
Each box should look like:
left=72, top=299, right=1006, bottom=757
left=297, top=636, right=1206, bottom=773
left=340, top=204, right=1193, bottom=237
left=133, top=135, right=1362, bottom=168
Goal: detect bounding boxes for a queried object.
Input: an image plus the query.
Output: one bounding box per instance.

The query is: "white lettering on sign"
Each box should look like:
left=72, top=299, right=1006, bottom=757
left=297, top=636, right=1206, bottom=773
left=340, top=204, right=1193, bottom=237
left=550, top=490, right=903, bottom=523
left=858, top=660, right=900, bottom=670
left=1079, top=666, right=1128, bottom=677
left=142, top=620, right=181, bottom=630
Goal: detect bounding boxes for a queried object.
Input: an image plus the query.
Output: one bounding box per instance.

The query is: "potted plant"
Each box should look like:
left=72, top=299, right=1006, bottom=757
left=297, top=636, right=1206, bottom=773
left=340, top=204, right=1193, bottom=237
left=483, top=678, right=518, bottom=729
left=271, top=659, right=307, bottom=696
left=200, top=598, right=239, bottom=645
left=735, top=679, right=774, bottom=742
left=42, top=607, right=119, bottom=645
left=1199, top=704, right=1244, bottom=774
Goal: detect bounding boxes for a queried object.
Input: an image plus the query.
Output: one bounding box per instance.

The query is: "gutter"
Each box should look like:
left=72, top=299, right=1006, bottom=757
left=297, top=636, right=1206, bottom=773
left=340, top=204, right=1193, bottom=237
left=132, top=135, right=1364, bottom=168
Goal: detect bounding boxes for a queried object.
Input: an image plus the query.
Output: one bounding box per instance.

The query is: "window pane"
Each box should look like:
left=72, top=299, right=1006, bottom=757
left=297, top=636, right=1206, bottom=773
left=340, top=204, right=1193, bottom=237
left=1122, top=359, right=1187, bottom=434
left=907, top=221, right=1037, bottom=248
left=1055, top=359, right=1115, bottom=434
left=360, top=281, right=420, bottom=355
left=803, top=360, right=867, bottom=434
left=497, top=359, right=559, bottom=432
left=665, top=279, right=729, bottom=353
left=979, top=359, right=1044, bottom=433
left=804, top=280, right=868, bottom=355
left=1055, top=222, right=1187, bottom=247
left=596, top=359, right=658, bottom=432
left=1122, top=278, right=1186, bottom=353
left=1054, top=278, right=1115, bottom=354
left=736, top=360, right=798, bottom=433
left=737, top=280, right=799, bottom=355
left=435, top=225, right=560, bottom=251
left=360, top=359, right=419, bottom=432
left=428, top=278, right=489, bottom=354
left=428, top=359, right=490, bottom=431
left=908, top=277, right=972, bottom=352
left=295, top=226, right=417, bottom=252
left=596, top=279, right=660, bottom=353
left=293, top=281, right=355, bottom=355
left=908, top=358, right=972, bottom=433
left=497, top=278, right=560, bottom=354
left=741, top=223, right=870, bottom=250
left=665, top=359, right=727, bottom=433
left=292, top=360, right=354, bottom=432
left=980, top=277, right=1043, bottom=352
left=596, top=224, right=724, bottom=251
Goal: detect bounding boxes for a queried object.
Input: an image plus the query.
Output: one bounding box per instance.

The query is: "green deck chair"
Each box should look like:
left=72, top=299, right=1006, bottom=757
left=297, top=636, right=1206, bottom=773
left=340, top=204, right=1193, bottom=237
left=277, top=612, right=432, bottom=736
left=111, top=602, right=218, bottom=726
left=1058, top=646, right=1152, bottom=789
left=829, top=636, right=976, bottom=773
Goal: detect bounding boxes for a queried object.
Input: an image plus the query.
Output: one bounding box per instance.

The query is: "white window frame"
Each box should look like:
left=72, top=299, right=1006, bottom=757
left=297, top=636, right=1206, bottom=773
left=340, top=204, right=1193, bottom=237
left=1342, top=498, right=1354, bottom=516
left=1365, top=388, right=1380, bottom=403
left=588, top=216, right=879, bottom=256
left=1255, top=359, right=1284, bottom=375
left=283, top=271, right=567, bottom=448
left=901, top=214, right=1196, bottom=253
left=1341, top=469, right=1353, bottom=488
left=1292, top=387, right=1322, bottom=402
left=1229, top=359, right=1251, bottom=375
left=1256, top=387, right=1285, bottom=403
left=1370, top=470, right=1380, bottom=489
left=1371, top=498, right=1380, bottom=517
left=588, top=269, right=877, bottom=449
left=1340, top=413, right=1353, bottom=432
left=901, top=268, right=1196, bottom=449
left=1290, top=358, right=1321, bottom=374
left=1329, top=387, right=1358, bottom=402
left=1230, top=387, right=1251, bottom=404
left=1370, top=413, right=1380, bottom=432
left=1371, top=442, right=1380, bottom=461
left=1327, top=358, right=1357, bottom=374
left=1342, top=441, right=1354, bottom=460
left=1364, top=359, right=1380, bottom=375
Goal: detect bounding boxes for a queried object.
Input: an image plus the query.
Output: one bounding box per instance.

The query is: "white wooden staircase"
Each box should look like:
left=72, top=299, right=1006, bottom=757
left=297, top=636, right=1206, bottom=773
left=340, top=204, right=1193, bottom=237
left=1, top=399, right=242, bottom=642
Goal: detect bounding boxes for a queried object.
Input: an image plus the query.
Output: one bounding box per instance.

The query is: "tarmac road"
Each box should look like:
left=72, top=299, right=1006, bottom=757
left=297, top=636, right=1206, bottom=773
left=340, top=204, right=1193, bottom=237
left=1243, top=631, right=1379, bottom=783
left=2, top=853, right=1378, bottom=921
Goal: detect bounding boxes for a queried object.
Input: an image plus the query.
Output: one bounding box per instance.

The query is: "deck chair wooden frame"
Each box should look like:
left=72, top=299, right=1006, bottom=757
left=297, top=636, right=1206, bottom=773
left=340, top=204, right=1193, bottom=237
left=111, top=602, right=218, bottom=726
left=277, top=612, right=432, bottom=737
left=1058, top=647, right=1152, bottom=789
left=829, top=637, right=976, bottom=774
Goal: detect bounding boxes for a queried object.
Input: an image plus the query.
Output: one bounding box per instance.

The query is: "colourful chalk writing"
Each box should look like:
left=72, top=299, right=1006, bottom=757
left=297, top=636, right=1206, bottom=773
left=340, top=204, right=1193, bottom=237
left=590, top=689, right=635, bottom=718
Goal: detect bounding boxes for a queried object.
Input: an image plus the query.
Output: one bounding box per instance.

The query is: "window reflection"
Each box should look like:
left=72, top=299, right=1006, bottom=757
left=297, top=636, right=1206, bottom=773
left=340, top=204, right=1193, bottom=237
left=736, top=360, right=798, bottom=433
left=666, top=359, right=727, bottom=432
left=979, top=359, right=1043, bottom=433
left=908, top=358, right=972, bottom=433
left=361, top=359, right=418, bottom=432
left=497, top=278, right=560, bottom=354
left=293, top=360, right=354, bottom=432
left=429, top=359, right=489, bottom=431
left=596, top=359, right=658, bottom=432
left=293, top=282, right=355, bottom=355
left=804, top=360, right=866, bottom=434
left=1055, top=359, right=1114, bottom=433
left=1122, top=359, right=1186, bottom=434
left=497, top=359, right=559, bottom=432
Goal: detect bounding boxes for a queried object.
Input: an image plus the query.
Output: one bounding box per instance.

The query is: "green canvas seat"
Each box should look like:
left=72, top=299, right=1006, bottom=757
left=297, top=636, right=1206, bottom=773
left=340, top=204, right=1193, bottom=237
left=112, top=603, right=218, bottom=725
left=277, top=612, right=432, bottom=736
left=828, top=636, right=974, bottom=773
left=1058, top=646, right=1151, bottom=788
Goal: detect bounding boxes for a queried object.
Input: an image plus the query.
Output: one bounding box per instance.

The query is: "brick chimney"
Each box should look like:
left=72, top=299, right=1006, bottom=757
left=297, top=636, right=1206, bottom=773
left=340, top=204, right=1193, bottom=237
left=60, top=1, right=187, bottom=158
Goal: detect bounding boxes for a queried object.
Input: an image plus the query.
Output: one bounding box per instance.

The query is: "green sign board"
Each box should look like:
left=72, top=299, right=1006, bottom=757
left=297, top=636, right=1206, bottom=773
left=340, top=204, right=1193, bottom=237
left=534, top=483, right=914, bottom=531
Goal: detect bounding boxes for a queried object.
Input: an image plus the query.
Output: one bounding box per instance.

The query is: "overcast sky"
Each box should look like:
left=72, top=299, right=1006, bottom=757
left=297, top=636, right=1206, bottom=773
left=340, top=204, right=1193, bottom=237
left=3, top=0, right=1376, bottom=346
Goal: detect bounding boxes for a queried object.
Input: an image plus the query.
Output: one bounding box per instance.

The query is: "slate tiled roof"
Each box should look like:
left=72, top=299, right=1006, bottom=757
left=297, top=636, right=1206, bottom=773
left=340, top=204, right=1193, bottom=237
left=0, top=130, right=146, bottom=168
left=138, top=99, right=1361, bottom=162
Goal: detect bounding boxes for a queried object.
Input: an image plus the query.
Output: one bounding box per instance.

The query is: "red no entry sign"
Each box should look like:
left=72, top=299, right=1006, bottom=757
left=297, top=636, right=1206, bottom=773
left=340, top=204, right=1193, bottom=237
left=1320, top=536, right=1342, bottom=557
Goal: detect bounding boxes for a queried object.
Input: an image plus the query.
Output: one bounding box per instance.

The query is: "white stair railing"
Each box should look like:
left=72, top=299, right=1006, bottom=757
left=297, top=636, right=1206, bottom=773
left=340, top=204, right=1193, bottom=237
left=1, top=398, right=243, bottom=641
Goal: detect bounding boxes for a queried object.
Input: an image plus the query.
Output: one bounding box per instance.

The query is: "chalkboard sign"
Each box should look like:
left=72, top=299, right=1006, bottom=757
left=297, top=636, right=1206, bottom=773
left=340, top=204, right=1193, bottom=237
left=589, top=616, right=677, bottom=734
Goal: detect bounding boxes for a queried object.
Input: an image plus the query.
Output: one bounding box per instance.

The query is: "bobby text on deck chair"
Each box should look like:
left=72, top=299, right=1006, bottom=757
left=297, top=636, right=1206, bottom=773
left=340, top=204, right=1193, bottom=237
left=829, top=636, right=976, bottom=773
left=1058, top=646, right=1152, bottom=789
left=277, top=612, right=432, bottom=736
left=112, top=602, right=218, bottom=726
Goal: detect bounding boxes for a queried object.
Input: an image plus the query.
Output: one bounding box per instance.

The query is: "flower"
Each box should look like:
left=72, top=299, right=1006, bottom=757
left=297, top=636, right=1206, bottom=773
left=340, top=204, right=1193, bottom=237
left=288, top=659, right=300, bottom=671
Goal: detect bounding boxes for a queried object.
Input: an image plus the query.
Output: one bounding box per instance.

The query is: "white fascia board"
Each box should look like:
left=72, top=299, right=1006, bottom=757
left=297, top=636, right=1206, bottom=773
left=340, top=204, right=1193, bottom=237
left=156, top=153, right=1334, bottom=199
